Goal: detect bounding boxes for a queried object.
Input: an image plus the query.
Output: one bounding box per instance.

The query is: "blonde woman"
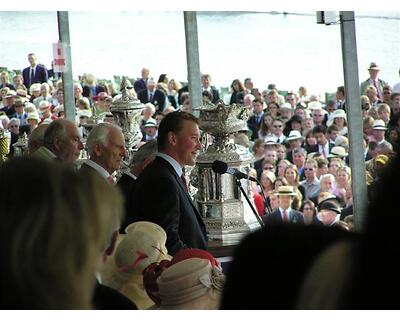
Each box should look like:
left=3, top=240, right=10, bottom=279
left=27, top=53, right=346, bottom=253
left=0, top=157, right=123, bottom=309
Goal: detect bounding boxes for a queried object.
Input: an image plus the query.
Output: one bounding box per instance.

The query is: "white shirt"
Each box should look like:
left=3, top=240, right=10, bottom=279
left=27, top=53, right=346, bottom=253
left=157, top=152, right=183, bottom=177
left=318, top=143, right=330, bottom=158
left=279, top=207, right=292, bottom=221
left=84, top=159, right=111, bottom=181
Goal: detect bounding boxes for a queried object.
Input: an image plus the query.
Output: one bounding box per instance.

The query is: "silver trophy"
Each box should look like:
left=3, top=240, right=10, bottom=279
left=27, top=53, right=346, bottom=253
left=192, top=102, right=261, bottom=245
left=110, top=77, right=145, bottom=166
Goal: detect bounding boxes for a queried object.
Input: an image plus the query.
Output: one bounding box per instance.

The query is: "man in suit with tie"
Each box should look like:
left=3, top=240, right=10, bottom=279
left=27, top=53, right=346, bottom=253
left=360, top=62, right=388, bottom=100
left=246, top=98, right=264, bottom=141
left=137, top=78, right=166, bottom=112
left=130, top=111, right=208, bottom=255
left=22, top=53, right=48, bottom=89
left=80, top=123, right=126, bottom=184
left=133, top=67, right=150, bottom=94
left=201, top=74, right=220, bottom=104
left=262, top=186, right=304, bottom=225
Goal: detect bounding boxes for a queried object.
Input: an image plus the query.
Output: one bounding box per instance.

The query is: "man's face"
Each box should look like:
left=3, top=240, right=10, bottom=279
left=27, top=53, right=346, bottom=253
left=252, top=101, right=263, bottom=114
left=244, top=79, right=253, bottom=90
left=318, top=209, right=337, bottom=226
left=142, top=68, right=149, bottom=79
left=145, top=126, right=157, bottom=136
left=369, top=69, right=379, bottom=79
left=286, top=94, right=297, bottom=107
left=280, top=109, right=292, bottom=119
left=15, top=104, right=24, bottom=115
left=278, top=194, right=292, bottom=210
left=272, top=120, right=283, bottom=136
left=100, top=128, right=126, bottom=174
left=58, top=123, right=84, bottom=164
left=304, top=164, right=316, bottom=180
left=267, top=93, right=278, bottom=104
left=293, top=152, right=305, bottom=168
left=314, top=132, right=327, bottom=146
left=328, top=130, right=339, bottom=142
left=264, top=150, right=277, bottom=163
left=372, top=129, right=385, bottom=141
left=147, top=82, right=156, bottom=92
left=28, top=54, right=37, bottom=66
left=201, top=76, right=210, bottom=89
left=392, top=96, right=400, bottom=114
left=302, top=118, right=314, bottom=131
left=173, top=120, right=202, bottom=166
left=312, top=110, right=324, bottom=125
left=8, top=122, right=19, bottom=135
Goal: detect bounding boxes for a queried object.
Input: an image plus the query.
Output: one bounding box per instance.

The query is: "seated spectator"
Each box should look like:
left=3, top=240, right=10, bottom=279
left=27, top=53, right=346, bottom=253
left=143, top=248, right=225, bottom=310
left=0, top=156, right=122, bottom=309
left=100, top=221, right=171, bottom=309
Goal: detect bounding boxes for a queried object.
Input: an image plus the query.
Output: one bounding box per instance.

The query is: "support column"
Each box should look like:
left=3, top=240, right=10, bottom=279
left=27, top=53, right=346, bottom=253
left=184, top=11, right=202, bottom=116
left=340, top=11, right=368, bottom=231
left=57, top=11, right=75, bottom=121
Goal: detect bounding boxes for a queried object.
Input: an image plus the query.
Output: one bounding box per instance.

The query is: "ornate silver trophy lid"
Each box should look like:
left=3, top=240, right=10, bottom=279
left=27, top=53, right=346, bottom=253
left=110, top=77, right=145, bottom=164
left=194, top=102, right=252, bottom=164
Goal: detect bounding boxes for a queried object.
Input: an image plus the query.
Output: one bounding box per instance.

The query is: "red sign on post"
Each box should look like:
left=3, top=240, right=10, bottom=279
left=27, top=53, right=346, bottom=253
left=52, top=41, right=67, bottom=72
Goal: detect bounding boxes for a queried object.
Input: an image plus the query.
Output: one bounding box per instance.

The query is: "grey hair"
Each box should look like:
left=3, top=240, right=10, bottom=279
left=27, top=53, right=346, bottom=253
left=130, top=140, right=158, bottom=166
left=43, top=119, right=69, bottom=147
left=86, top=122, right=122, bottom=155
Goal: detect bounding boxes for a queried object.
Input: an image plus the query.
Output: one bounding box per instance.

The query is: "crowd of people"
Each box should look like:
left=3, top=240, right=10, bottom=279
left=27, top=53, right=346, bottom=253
left=1, top=53, right=400, bottom=310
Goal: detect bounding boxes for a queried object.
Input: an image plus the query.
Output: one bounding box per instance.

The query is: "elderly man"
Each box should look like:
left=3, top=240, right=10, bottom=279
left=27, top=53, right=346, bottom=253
left=118, top=140, right=158, bottom=233
left=32, top=118, right=84, bottom=164
left=130, top=111, right=207, bottom=255
left=80, top=123, right=126, bottom=185
left=22, top=53, right=48, bottom=88
left=137, top=78, right=166, bottom=112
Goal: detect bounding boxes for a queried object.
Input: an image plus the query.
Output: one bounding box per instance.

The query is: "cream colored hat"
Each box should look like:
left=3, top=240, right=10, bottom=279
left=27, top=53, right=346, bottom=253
left=157, top=258, right=224, bottom=309
left=327, top=109, right=347, bottom=127
left=115, top=221, right=170, bottom=274
left=277, top=185, right=297, bottom=196
left=286, top=130, right=304, bottom=141
left=327, top=146, right=348, bottom=159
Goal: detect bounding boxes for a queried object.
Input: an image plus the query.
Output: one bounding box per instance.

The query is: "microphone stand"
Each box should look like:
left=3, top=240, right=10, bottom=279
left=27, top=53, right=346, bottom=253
left=235, top=177, right=265, bottom=227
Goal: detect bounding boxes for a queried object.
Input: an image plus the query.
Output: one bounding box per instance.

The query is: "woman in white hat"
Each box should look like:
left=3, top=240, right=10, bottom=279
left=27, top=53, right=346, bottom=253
left=327, top=109, right=347, bottom=136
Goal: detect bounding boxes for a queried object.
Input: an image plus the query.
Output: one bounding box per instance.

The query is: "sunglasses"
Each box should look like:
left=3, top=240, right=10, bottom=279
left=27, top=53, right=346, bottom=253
left=264, top=166, right=274, bottom=170
left=273, top=125, right=282, bottom=128
left=10, top=125, right=19, bottom=128
left=304, top=168, right=314, bottom=171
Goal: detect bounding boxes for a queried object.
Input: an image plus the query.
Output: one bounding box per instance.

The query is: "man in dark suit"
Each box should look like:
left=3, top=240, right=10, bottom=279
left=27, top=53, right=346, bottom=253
left=262, top=186, right=304, bottom=225
left=307, top=125, right=335, bottom=159
left=201, top=74, right=220, bottom=104
left=130, top=111, right=208, bottom=255
left=137, top=78, right=166, bottom=112
left=80, top=123, right=126, bottom=185
left=22, top=53, right=48, bottom=89
left=118, top=140, right=158, bottom=233
left=247, top=98, right=264, bottom=141
left=133, top=67, right=150, bottom=94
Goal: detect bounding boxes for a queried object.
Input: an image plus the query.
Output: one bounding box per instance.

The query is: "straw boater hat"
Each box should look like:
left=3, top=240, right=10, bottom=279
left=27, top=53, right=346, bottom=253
left=276, top=185, right=297, bottom=196
left=327, top=109, right=347, bottom=127
left=334, top=135, right=349, bottom=148
left=26, top=112, right=40, bottom=122
left=264, top=136, right=278, bottom=146
left=372, top=119, right=387, bottom=131
left=286, top=130, right=304, bottom=142
left=307, top=101, right=323, bottom=111
left=327, top=146, right=348, bottom=159
left=156, top=257, right=224, bottom=310
left=280, top=102, right=293, bottom=110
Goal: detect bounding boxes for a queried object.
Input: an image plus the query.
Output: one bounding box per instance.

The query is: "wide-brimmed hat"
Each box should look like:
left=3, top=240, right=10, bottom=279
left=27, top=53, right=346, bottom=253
left=262, top=170, right=276, bottom=184
left=286, top=130, right=304, bottom=142
left=116, top=221, right=170, bottom=274
left=368, top=62, right=381, bottom=71
left=334, top=135, right=349, bottom=147
left=327, top=146, right=348, bottom=159
left=4, top=90, right=16, bottom=99
left=307, top=101, right=323, bottom=111
left=372, top=119, right=387, bottom=131
left=280, top=102, right=293, bottom=110
left=318, top=198, right=341, bottom=215
left=263, top=137, right=278, bottom=146
left=276, top=185, right=297, bottom=196
left=327, top=109, right=347, bottom=127
left=26, top=112, right=40, bottom=122
left=157, top=258, right=224, bottom=310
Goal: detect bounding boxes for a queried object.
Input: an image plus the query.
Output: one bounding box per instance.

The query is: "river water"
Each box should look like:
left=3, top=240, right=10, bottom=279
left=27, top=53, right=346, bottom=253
left=0, top=11, right=399, bottom=97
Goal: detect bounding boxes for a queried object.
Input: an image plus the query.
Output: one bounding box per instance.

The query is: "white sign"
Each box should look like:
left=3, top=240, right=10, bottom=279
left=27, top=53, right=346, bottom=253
left=52, top=41, right=67, bottom=73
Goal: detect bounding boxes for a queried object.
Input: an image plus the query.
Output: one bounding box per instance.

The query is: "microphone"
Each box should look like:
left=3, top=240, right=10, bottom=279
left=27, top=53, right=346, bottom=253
left=211, top=160, right=257, bottom=182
